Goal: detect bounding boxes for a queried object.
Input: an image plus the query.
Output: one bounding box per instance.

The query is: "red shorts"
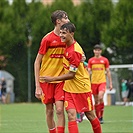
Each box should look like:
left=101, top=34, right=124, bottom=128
left=64, top=92, right=94, bottom=113
left=40, top=82, right=65, bottom=104
left=91, top=83, right=106, bottom=95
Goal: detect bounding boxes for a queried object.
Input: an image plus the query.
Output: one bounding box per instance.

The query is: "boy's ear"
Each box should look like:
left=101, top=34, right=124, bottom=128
left=71, top=32, right=74, bottom=36
left=56, top=19, right=61, bottom=24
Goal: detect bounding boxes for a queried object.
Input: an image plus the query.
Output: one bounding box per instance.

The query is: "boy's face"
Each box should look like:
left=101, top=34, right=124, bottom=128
left=57, top=14, right=70, bottom=26
left=60, top=28, right=72, bottom=43
left=93, top=49, right=102, bottom=56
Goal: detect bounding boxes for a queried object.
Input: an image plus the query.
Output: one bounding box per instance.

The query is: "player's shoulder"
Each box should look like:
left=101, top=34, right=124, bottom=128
left=40, top=31, right=55, bottom=45
left=88, top=57, right=95, bottom=61
left=101, top=56, right=109, bottom=61
left=42, top=31, right=53, bottom=40
left=74, top=42, right=83, bottom=53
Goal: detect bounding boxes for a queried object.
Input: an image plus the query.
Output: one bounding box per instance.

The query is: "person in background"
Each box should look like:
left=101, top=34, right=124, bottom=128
left=34, top=10, right=70, bottom=133
left=126, top=79, right=132, bottom=105
left=41, top=22, right=102, bottom=133
left=76, top=112, right=84, bottom=123
left=0, top=83, right=2, bottom=101
left=130, top=81, right=133, bottom=103
left=88, top=44, right=113, bottom=124
left=1, top=77, right=7, bottom=104
left=121, top=79, right=129, bottom=106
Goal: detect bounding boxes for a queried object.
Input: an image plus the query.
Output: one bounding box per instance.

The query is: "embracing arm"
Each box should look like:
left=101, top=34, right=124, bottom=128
left=40, top=71, right=76, bottom=83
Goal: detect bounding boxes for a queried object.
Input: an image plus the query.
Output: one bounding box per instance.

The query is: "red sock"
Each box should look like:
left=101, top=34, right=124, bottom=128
left=57, top=126, right=65, bottom=133
left=91, top=118, right=102, bottom=133
left=100, top=102, right=104, bottom=118
left=95, top=104, right=101, bottom=119
left=49, top=128, right=56, bottom=133
left=68, top=121, right=79, bottom=133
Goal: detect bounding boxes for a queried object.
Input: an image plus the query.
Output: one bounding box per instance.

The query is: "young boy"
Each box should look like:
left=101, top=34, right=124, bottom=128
left=34, top=10, right=70, bottom=133
left=88, top=44, right=112, bottom=124
left=41, top=22, right=102, bottom=133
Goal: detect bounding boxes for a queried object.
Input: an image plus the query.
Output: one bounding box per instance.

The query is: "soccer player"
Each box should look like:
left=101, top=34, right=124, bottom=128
left=88, top=44, right=113, bottom=124
left=41, top=22, right=102, bottom=133
left=34, top=10, right=70, bottom=133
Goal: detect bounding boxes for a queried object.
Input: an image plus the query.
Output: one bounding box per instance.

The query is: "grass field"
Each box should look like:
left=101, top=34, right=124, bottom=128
left=0, top=103, right=133, bottom=133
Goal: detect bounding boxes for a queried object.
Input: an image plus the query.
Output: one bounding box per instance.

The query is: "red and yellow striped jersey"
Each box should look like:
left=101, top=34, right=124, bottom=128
left=88, top=56, right=109, bottom=84
left=63, top=41, right=91, bottom=93
left=39, top=31, right=66, bottom=83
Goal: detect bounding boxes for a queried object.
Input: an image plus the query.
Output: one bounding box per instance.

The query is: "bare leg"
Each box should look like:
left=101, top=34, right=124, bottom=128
left=55, top=100, right=65, bottom=126
left=2, top=95, right=6, bottom=104
left=67, top=109, right=77, bottom=122
left=98, top=91, right=104, bottom=103
left=85, top=111, right=102, bottom=133
left=45, top=103, right=56, bottom=129
left=67, top=109, right=79, bottom=133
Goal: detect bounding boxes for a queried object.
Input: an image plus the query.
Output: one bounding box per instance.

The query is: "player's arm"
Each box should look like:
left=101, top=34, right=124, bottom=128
left=87, top=59, right=92, bottom=76
left=41, top=71, right=76, bottom=83
left=42, top=50, right=80, bottom=83
left=87, top=67, right=92, bottom=75
left=41, top=56, right=78, bottom=83
left=34, top=53, right=43, bottom=99
left=106, top=68, right=113, bottom=91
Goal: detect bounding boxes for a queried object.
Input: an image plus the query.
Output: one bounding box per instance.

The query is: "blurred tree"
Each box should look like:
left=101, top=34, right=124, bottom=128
left=5, top=0, right=29, bottom=102
left=47, top=0, right=75, bottom=22
left=72, top=0, right=113, bottom=59
left=0, top=0, right=12, bottom=69
left=101, top=0, right=133, bottom=64
left=0, top=0, right=133, bottom=102
left=0, top=0, right=48, bottom=102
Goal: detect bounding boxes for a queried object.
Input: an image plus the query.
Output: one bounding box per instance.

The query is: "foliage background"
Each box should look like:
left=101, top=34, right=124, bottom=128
left=0, top=0, right=133, bottom=102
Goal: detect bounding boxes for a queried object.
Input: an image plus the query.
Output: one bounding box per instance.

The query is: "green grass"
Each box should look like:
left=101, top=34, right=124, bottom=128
left=0, top=103, right=133, bottom=133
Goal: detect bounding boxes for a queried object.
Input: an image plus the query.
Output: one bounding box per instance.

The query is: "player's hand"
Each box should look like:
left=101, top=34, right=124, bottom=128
left=35, top=86, right=42, bottom=99
left=40, top=76, right=53, bottom=83
left=109, top=84, right=113, bottom=91
left=81, top=54, right=86, bottom=62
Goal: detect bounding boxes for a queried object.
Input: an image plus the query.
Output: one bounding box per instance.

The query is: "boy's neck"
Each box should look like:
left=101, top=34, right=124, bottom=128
left=53, top=26, right=60, bottom=36
left=67, top=39, right=75, bottom=47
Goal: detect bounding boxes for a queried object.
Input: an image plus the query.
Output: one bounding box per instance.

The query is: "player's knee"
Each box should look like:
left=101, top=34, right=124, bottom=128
left=67, top=112, right=76, bottom=121
left=98, top=91, right=104, bottom=101
left=94, top=98, right=99, bottom=104
left=46, top=109, right=54, bottom=116
left=98, top=96, right=103, bottom=102
left=56, top=107, right=64, bottom=116
left=85, top=111, right=96, bottom=121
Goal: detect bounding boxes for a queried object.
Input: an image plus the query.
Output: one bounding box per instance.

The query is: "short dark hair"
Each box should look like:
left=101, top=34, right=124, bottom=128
left=60, top=22, right=76, bottom=33
left=94, top=44, right=102, bottom=50
left=51, top=10, right=68, bottom=25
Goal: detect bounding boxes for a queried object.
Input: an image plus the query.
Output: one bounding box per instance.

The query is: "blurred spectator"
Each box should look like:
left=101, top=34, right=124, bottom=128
left=127, top=79, right=133, bottom=102
left=131, top=81, right=133, bottom=101
left=127, top=79, right=132, bottom=101
left=1, top=77, right=7, bottom=104
left=0, top=84, right=2, bottom=101
left=121, top=79, right=129, bottom=106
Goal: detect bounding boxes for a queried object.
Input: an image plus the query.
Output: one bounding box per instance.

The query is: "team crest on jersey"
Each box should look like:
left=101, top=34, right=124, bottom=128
left=100, top=60, right=104, bottom=63
left=92, top=60, right=95, bottom=63
left=52, top=40, right=57, bottom=43
left=64, top=101, right=68, bottom=108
